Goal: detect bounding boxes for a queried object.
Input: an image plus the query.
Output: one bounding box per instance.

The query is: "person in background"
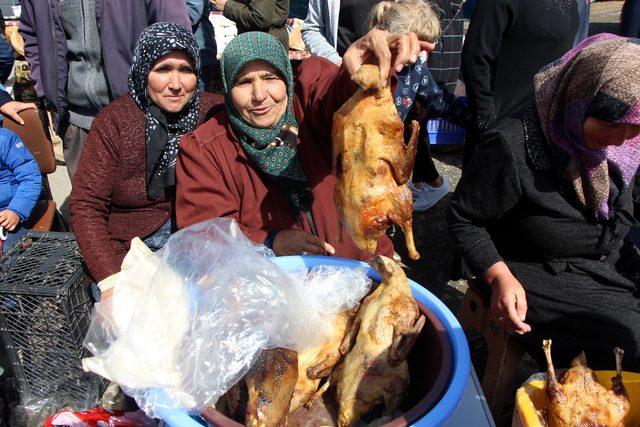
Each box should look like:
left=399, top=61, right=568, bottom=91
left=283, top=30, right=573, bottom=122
left=427, top=0, right=464, bottom=93
left=574, top=0, right=590, bottom=46
left=210, top=0, right=290, bottom=50
left=621, top=0, right=640, bottom=220
left=450, top=35, right=640, bottom=371
left=0, top=126, right=41, bottom=257
left=70, top=24, right=222, bottom=284
left=187, top=0, right=217, bottom=91
left=461, top=0, right=579, bottom=158
left=19, top=0, right=190, bottom=179
left=369, top=0, right=469, bottom=211
left=0, top=13, right=13, bottom=85
left=302, top=0, right=384, bottom=65
left=621, top=0, right=640, bottom=37
left=176, top=30, right=429, bottom=259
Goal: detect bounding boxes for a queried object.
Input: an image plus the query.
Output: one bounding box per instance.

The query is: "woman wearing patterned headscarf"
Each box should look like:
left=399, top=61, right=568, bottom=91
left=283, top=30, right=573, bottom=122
left=176, top=30, right=427, bottom=260
left=450, top=34, right=640, bottom=370
left=71, top=23, right=222, bottom=284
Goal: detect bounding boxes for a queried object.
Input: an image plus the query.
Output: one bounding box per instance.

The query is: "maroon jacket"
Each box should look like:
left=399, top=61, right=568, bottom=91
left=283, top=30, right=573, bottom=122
left=176, top=56, right=395, bottom=261
left=71, top=92, right=223, bottom=282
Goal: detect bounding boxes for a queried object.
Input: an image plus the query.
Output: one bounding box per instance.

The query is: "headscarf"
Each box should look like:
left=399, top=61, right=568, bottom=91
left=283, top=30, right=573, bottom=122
left=128, top=22, right=201, bottom=200
left=220, top=32, right=314, bottom=216
left=534, top=34, right=640, bottom=221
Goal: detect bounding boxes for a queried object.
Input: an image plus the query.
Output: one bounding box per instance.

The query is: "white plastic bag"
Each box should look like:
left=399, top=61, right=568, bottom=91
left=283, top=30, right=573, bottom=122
left=82, top=218, right=371, bottom=418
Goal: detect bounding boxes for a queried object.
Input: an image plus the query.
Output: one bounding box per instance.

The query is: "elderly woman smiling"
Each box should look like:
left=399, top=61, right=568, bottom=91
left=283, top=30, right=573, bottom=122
left=176, top=30, right=430, bottom=260
left=70, top=23, right=222, bottom=283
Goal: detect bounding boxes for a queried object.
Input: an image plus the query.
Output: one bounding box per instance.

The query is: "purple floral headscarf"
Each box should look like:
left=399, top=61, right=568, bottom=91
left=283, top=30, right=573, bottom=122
left=534, top=34, right=640, bottom=221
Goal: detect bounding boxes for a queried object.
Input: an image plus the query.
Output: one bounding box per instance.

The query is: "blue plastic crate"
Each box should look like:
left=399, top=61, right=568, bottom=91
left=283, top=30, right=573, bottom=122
left=425, top=118, right=465, bottom=145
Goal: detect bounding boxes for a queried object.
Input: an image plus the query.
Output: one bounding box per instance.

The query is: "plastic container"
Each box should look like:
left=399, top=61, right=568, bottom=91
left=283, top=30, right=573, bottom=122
left=425, top=119, right=465, bottom=145
left=160, top=255, right=470, bottom=427
left=513, top=370, right=640, bottom=427
left=0, top=231, right=100, bottom=402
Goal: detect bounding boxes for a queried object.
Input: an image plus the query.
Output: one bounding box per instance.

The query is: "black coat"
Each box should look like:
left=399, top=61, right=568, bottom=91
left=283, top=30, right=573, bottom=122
left=449, top=110, right=640, bottom=370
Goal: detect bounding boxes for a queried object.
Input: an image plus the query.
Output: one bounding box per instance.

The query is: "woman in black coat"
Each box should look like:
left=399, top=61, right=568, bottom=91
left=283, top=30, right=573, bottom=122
left=450, top=35, right=640, bottom=370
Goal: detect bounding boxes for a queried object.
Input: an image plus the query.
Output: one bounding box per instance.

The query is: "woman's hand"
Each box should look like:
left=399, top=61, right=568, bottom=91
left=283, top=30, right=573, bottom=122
left=272, top=229, right=336, bottom=256
left=0, top=210, right=19, bottom=231
left=0, top=101, right=38, bottom=125
left=342, top=29, right=436, bottom=86
left=484, top=261, right=531, bottom=335
left=210, top=0, right=227, bottom=11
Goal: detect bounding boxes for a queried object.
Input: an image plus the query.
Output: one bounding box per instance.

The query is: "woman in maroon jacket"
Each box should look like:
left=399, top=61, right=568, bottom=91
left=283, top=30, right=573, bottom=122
left=70, top=23, right=222, bottom=283
left=176, top=29, right=428, bottom=261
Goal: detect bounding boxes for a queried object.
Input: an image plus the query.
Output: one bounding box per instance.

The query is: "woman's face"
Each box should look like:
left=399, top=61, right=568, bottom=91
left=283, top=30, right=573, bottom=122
left=147, top=51, right=197, bottom=113
left=230, top=61, right=288, bottom=129
left=583, top=117, right=640, bottom=150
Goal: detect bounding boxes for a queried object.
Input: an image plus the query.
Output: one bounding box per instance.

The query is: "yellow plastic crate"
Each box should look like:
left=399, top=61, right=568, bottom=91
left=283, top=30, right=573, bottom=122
left=513, top=371, right=640, bottom=427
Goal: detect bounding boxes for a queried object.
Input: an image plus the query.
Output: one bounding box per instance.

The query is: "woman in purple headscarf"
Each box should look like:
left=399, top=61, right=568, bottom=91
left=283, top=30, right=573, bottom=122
left=449, top=34, right=640, bottom=370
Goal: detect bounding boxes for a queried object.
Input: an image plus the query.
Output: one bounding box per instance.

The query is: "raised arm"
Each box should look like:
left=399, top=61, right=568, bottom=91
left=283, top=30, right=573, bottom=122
left=302, top=0, right=341, bottom=64
left=69, top=111, right=121, bottom=282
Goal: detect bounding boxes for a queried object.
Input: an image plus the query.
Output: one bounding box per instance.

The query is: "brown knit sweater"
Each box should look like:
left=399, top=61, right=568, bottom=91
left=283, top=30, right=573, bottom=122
left=70, top=93, right=223, bottom=282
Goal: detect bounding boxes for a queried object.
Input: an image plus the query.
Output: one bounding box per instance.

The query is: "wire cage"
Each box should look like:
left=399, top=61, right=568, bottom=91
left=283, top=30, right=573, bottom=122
left=0, top=231, right=101, bottom=403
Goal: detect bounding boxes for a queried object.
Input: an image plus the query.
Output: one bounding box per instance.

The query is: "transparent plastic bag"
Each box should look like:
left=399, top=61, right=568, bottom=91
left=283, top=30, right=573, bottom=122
left=82, top=218, right=371, bottom=418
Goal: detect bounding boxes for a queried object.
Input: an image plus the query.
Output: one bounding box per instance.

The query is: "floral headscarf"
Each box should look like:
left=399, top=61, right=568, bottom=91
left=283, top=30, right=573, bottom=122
left=128, top=23, right=201, bottom=200
left=534, top=34, right=640, bottom=221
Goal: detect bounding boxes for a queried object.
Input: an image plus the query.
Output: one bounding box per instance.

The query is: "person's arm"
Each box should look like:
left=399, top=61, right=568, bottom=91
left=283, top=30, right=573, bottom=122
left=222, top=0, right=274, bottom=31
left=186, top=0, right=206, bottom=28
left=176, top=131, right=267, bottom=243
left=461, top=0, right=514, bottom=130
left=2, top=132, right=41, bottom=222
left=176, top=131, right=336, bottom=255
left=302, top=0, right=342, bottom=64
left=294, top=56, right=356, bottom=133
left=18, top=1, right=42, bottom=97
left=0, top=84, right=38, bottom=125
left=146, top=0, right=191, bottom=29
left=69, top=111, right=121, bottom=283
left=448, top=130, right=530, bottom=334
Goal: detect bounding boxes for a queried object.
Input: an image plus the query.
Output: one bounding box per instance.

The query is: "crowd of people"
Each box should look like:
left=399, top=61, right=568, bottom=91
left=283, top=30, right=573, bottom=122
left=0, top=0, right=639, bottom=394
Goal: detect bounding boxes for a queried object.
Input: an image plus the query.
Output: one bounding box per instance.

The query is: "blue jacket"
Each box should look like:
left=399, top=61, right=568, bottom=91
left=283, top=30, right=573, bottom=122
left=19, top=0, right=190, bottom=132
left=186, top=0, right=217, bottom=66
left=0, top=129, right=41, bottom=222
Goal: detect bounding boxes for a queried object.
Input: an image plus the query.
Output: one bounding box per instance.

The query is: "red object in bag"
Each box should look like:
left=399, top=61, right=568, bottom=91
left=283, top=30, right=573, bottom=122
left=45, top=407, right=156, bottom=427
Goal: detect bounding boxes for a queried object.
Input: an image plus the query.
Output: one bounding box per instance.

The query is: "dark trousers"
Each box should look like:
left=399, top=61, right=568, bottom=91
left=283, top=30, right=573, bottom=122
left=63, top=124, right=90, bottom=179
left=406, top=109, right=440, bottom=183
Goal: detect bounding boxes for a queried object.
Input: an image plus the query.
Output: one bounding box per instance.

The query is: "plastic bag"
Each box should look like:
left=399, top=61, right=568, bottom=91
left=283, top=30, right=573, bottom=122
left=82, top=218, right=371, bottom=418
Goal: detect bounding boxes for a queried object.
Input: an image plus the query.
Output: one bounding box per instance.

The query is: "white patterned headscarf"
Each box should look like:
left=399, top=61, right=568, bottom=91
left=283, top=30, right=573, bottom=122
left=128, top=22, right=201, bottom=199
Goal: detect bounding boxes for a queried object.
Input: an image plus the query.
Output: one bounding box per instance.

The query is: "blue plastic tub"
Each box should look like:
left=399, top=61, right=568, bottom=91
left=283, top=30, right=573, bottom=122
left=160, top=255, right=470, bottom=427
left=425, top=118, right=465, bottom=145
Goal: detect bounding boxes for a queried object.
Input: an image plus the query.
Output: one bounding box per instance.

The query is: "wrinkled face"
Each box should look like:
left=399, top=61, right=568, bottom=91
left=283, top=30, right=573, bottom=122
left=230, top=60, right=288, bottom=129
left=147, top=51, right=197, bottom=113
left=582, top=117, right=640, bottom=150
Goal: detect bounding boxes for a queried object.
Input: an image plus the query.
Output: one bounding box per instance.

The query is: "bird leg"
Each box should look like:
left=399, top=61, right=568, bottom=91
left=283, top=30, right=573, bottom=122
left=543, top=339, right=561, bottom=400
left=612, top=347, right=628, bottom=397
